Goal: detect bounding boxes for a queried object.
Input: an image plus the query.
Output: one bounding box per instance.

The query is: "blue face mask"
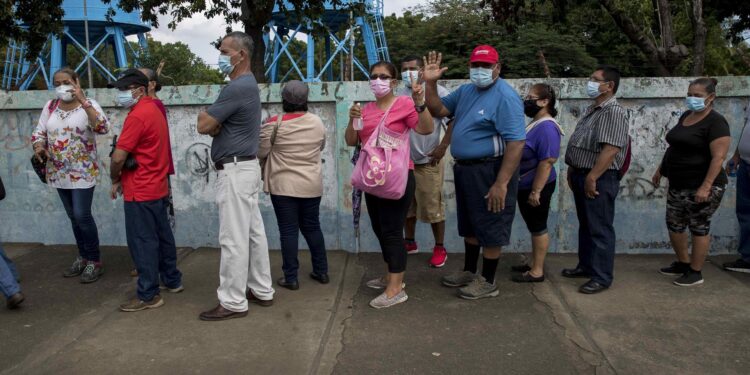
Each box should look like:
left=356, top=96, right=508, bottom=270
left=586, top=81, right=602, bottom=98
left=469, top=67, right=495, bottom=88
left=401, top=70, right=419, bottom=88
left=218, top=54, right=236, bottom=75
left=117, top=89, right=138, bottom=109
left=685, top=96, right=706, bottom=112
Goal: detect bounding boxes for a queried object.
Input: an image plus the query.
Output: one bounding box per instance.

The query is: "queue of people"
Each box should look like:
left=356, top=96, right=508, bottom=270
left=4, top=32, right=748, bottom=312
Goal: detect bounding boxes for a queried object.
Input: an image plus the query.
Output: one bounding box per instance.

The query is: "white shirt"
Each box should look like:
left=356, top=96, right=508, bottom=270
left=31, top=99, right=110, bottom=189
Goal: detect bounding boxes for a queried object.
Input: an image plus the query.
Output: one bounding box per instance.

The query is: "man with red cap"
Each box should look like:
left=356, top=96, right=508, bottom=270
left=422, top=46, right=526, bottom=300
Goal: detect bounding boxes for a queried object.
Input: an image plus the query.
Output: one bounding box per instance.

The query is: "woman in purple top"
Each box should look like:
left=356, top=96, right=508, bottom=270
left=511, top=83, right=563, bottom=282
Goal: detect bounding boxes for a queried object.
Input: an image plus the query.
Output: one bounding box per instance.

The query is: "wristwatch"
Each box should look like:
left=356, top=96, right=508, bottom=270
left=415, top=104, right=426, bottom=113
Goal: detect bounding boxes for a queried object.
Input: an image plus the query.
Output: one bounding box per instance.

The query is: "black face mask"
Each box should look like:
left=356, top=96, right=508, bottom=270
left=523, top=99, right=543, bottom=118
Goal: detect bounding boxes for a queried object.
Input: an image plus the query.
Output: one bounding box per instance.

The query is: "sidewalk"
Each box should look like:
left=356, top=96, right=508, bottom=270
left=1, top=244, right=749, bottom=375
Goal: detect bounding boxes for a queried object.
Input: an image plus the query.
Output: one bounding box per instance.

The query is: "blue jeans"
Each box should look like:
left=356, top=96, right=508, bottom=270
left=57, top=187, right=100, bottom=262
left=570, top=169, right=620, bottom=287
left=270, top=195, right=328, bottom=282
left=0, top=242, right=21, bottom=298
left=737, top=161, right=750, bottom=261
left=124, top=198, right=182, bottom=301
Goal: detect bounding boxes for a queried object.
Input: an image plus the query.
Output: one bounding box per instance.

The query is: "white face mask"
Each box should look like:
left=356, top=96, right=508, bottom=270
left=55, top=85, right=74, bottom=102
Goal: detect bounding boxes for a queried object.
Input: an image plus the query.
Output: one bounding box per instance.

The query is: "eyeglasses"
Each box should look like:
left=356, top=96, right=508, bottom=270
left=369, top=74, right=393, bottom=80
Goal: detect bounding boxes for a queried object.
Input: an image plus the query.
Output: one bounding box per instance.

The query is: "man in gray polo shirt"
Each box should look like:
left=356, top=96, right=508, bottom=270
left=196, top=31, right=274, bottom=321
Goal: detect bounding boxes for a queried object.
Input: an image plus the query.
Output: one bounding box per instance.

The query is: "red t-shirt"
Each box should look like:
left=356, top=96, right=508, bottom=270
left=358, top=96, right=419, bottom=169
left=152, top=98, right=175, bottom=176
left=117, top=97, right=170, bottom=202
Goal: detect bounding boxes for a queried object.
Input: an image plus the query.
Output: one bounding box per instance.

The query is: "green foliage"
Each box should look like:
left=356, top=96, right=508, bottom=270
left=387, top=0, right=750, bottom=77
left=0, top=0, right=65, bottom=60
left=385, top=0, right=597, bottom=78
left=135, top=37, right=224, bottom=85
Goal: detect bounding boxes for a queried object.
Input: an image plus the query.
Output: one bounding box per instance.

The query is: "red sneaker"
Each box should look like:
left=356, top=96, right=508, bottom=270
left=429, top=246, right=448, bottom=268
left=405, top=241, right=419, bottom=255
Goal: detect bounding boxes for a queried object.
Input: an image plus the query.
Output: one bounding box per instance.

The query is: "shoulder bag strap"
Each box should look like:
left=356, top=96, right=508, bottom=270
left=270, top=113, right=283, bottom=148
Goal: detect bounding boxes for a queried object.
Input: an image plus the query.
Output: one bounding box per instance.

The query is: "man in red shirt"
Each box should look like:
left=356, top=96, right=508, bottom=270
left=109, top=69, right=183, bottom=312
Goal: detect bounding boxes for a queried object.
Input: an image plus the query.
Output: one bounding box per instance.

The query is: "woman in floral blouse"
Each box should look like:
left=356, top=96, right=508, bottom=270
left=32, top=68, right=110, bottom=283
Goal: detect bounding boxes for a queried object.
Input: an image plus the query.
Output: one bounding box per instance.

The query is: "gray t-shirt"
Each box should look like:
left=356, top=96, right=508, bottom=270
left=207, top=74, right=261, bottom=162
left=397, top=84, right=450, bottom=165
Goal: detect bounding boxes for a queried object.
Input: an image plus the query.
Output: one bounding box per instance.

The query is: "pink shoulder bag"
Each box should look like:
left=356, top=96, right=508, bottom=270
left=351, top=102, right=411, bottom=200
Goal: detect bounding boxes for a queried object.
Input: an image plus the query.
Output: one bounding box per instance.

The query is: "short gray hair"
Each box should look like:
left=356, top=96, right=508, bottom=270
left=223, top=31, right=254, bottom=57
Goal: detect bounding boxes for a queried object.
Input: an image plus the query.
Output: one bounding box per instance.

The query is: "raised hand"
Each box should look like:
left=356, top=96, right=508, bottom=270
left=69, top=80, right=86, bottom=104
left=410, top=74, right=425, bottom=105
left=421, top=51, right=448, bottom=82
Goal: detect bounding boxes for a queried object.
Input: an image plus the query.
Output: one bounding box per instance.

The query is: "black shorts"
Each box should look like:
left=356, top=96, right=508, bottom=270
left=454, top=157, right=518, bottom=247
left=517, top=182, right=556, bottom=236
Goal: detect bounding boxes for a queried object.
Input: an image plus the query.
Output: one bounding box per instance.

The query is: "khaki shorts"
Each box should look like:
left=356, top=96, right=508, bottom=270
left=407, top=160, right=446, bottom=223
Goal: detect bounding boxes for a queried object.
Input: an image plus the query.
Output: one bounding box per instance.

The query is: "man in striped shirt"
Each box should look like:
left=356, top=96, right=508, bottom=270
left=563, top=65, right=629, bottom=294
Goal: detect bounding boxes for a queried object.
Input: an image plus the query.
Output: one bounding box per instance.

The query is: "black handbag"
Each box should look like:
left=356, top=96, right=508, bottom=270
left=30, top=154, right=47, bottom=184
left=110, top=135, right=138, bottom=170
left=0, top=175, right=5, bottom=200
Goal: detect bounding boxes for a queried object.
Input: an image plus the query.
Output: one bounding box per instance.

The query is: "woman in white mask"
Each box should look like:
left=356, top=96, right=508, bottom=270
left=31, top=67, right=110, bottom=283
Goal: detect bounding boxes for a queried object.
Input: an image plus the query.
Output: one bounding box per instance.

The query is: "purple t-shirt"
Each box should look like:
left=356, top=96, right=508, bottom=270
left=518, top=120, right=562, bottom=190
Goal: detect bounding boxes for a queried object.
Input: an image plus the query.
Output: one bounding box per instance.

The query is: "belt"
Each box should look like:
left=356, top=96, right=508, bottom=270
left=454, top=156, right=501, bottom=166
left=214, top=155, right=256, bottom=170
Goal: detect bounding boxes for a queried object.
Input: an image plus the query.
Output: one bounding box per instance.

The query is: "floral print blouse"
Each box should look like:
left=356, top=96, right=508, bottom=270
left=31, top=99, right=110, bottom=189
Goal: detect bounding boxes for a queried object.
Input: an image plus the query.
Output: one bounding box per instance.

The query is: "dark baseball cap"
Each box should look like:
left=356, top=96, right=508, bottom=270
left=281, top=80, right=309, bottom=105
left=107, top=68, right=149, bottom=89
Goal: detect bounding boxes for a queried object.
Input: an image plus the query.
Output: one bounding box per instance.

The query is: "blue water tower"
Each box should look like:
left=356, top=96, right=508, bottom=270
left=2, top=0, right=150, bottom=90
left=265, top=0, right=390, bottom=83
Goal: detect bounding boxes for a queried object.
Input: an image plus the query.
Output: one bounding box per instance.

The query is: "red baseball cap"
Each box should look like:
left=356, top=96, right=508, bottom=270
left=470, top=45, right=499, bottom=64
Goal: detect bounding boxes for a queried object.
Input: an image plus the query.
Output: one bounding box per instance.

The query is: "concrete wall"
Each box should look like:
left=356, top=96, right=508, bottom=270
left=0, top=77, right=748, bottom=254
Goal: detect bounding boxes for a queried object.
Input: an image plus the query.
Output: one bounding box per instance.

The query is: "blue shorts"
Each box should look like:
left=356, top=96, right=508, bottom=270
left=454, top=157, right=519, bottom=247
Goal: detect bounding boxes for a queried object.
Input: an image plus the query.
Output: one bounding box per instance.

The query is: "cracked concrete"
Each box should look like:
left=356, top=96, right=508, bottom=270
left=2, top=245, right=750, bottom=374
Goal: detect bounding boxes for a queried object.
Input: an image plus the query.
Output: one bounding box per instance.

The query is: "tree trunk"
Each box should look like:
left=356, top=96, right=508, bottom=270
left=598, top=0, right=671, bottom=76
left=241, top=0, right=275, bottom=83
left=656, top=0, right=676, bottom=48
left=689, top=0, right=707, bottom=75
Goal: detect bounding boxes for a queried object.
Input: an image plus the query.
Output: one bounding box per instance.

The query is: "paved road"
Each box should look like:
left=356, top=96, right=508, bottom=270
left=2, top=244, right=748, bottom=374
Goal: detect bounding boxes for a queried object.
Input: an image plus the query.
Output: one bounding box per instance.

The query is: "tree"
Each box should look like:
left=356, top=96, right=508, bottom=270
left=384, top=0, right=597, bottom=78
left=111, top=0, right=347, bottom=83
left=135, top=37, right=225, bottom=85
left=483, top=0, right=750, bottom=76
left=0, top=0, right=65, bottom=60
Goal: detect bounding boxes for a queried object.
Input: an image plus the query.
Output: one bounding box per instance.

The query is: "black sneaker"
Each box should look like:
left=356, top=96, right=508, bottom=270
left=63, top=256, right=85, bottom=278
left=80, top=261, right=103, bottom=284
left=674, top=271, right=704, bottom=286
left=659, top=261, right=690, bottom=276
left=723, top=258, right=750, bottom=274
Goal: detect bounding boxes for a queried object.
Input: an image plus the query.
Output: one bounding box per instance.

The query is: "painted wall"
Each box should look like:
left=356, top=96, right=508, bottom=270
left=1, top=77, right=748, bottom=254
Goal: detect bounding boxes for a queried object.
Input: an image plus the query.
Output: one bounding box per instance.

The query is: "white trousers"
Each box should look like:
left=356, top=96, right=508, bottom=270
left=216, top=160, right=274, bottom=312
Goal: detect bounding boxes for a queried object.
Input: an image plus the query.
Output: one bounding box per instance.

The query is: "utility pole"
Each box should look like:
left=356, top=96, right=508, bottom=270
left=83, top=0, right=94, bottom=88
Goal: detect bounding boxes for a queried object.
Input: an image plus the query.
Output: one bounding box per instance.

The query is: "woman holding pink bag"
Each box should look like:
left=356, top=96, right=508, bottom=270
left=345, top=61, right=434, bottom=309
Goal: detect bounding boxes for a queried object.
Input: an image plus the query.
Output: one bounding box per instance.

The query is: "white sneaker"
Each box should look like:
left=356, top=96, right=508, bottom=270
left=369, top=290, right=408, bottom=309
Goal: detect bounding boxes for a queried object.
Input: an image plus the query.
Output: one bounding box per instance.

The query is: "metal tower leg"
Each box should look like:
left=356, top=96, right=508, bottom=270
left=306, top=23, right=315, bottom=82
left=111, top=27, right=129, bottom=70
left=49, top=31, right=64, bottom=88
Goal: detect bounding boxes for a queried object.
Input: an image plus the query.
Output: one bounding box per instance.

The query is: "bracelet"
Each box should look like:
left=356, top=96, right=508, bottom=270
left=82, top=100, right=92, bottom=109
left=415, top=104, right=426, bottom=113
